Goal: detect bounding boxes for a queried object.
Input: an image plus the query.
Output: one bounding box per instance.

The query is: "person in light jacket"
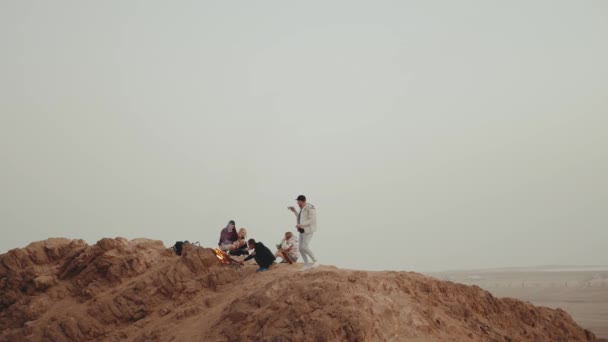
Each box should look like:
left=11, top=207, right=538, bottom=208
left=274, top=231, right=299, bottom=264
left=288, top=195, right=319, bottom=270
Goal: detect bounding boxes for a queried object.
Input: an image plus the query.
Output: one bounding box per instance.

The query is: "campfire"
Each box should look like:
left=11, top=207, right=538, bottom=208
left=213, top=248, right=235, bottom=265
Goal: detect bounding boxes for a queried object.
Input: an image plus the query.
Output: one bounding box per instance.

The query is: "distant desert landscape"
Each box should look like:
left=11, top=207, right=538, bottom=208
left=429, top=266, right=608, bottom=339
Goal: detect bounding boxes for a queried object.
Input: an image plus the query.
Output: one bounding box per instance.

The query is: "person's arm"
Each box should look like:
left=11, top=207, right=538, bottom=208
left=282, top=240, right=293, bottom=252
left=218, top=228, right=225, bottom=246
left=243, top=252, right=255, bottom=262
left=288, top=206, right=298, bottom=218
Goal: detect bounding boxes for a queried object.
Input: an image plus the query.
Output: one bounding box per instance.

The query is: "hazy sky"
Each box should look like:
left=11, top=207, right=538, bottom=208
left=1, top=1, right=606, bottom=272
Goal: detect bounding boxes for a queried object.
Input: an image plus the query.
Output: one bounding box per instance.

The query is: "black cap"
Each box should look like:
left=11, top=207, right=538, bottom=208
left=296, top=195, right=306, bottom=201
left=228, top=220, right=236, bottom=225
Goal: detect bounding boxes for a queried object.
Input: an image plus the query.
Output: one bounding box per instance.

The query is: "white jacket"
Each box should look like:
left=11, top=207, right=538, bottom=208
left=281, top=235, right=300, bottom=257
left=295, top=203, right=317, bottom=234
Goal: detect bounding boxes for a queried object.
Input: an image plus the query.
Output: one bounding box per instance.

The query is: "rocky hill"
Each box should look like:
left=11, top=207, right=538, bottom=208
left=0, top=238, right=598, bottom=341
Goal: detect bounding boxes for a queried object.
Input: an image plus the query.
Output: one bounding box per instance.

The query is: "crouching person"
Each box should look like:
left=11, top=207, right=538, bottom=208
left=239, top=239, right=276, bottom=272
left=275, top=232, right=299, bottom=264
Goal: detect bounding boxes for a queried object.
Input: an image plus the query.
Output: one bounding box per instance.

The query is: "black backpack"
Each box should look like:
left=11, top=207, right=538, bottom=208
left=172, top=241, right=188, bottom=256
left=171, top=240, right=200, bottom=256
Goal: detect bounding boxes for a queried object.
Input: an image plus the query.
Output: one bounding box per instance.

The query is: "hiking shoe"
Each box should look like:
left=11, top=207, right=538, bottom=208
left=256, top=267, right=268, bottom=273
left=310, top=262, right=320, bottom=269
left=300, top=264, right=311, bottom=272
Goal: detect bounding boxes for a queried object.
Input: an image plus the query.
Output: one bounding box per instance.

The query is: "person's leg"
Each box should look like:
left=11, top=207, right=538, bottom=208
left=228, top=240, right=244, bottom=252
left=299, top=233, right=309, bottom=264
left=229, top=247, right=248, bottom=256
left=258, top=261, right=273, bottom=272
left=275, top=250, right=288, bottom=263
left=280, top=251, right=294, bottom=264
left=299, top=233, right=317, bottom=263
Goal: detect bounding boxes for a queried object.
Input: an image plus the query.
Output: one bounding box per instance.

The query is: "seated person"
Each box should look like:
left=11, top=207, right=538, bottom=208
left=274, top=232, right=299, bottom=264
left=239, top=239, right=276, bottom=272
left=218, top=220, right=238, bottom=251
left=229, top=228, right=249, bottom=256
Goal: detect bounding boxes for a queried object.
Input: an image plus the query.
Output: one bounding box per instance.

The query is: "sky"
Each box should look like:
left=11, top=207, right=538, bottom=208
left=1, top=1, right=606, bottom=272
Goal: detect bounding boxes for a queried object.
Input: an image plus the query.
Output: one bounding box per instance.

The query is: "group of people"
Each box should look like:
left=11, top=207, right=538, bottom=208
left=218, top=221, right=249, bottom=256
left=217, top=195, right=319, bottom=272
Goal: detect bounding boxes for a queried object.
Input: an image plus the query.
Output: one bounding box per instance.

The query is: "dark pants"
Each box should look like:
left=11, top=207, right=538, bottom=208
left=229, top=247, right=249, bottom=256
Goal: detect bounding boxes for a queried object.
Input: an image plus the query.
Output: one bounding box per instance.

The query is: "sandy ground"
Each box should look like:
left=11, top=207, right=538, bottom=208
left=429, top=267, right=608, bottom=339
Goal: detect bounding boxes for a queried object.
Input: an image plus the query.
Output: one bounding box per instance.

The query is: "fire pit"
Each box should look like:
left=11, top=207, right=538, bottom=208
left=213, top=248, right=239, bottom=265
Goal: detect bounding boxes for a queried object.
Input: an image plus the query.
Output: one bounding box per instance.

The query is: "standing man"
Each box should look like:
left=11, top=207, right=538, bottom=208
left=288, top=195, right=319, bottom=270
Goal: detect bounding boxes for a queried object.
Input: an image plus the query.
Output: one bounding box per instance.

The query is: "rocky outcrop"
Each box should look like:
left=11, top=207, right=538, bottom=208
left=0, top=238, right=598, bottom=341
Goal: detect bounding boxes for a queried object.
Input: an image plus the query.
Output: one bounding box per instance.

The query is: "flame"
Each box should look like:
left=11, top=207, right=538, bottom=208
left=213, top=248, right=231, bottom=264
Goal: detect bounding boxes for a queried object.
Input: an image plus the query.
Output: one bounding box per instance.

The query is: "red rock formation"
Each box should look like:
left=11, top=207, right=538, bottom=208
left=0, top=238, right=598, bottom=341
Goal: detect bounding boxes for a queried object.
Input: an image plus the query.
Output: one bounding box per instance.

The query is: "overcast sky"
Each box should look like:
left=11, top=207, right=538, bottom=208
left=1, top=1, right=606, bottom=272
